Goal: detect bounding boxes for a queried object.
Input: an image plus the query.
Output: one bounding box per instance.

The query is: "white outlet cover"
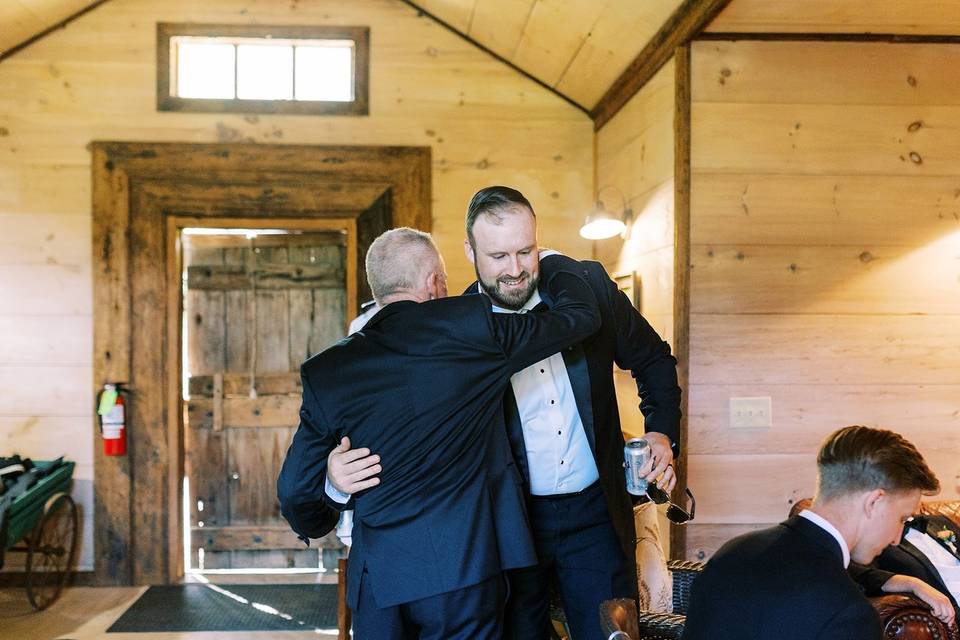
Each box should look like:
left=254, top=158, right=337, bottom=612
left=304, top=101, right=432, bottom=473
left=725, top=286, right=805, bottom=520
left=729, top=396, right=773, bottom=429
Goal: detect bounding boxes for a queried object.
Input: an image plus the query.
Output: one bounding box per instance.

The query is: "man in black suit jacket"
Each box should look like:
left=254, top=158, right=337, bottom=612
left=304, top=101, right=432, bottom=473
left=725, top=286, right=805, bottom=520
left=328, top=187, right=683, bottom=639
left=682, top=426, right=945, bottom=640
left=277, top=228, right=601, bottom=639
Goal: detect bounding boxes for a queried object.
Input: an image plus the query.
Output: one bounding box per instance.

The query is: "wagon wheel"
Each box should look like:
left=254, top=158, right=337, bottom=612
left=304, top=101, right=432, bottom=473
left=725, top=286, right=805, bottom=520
left=25, top=492, right=78, bottom=610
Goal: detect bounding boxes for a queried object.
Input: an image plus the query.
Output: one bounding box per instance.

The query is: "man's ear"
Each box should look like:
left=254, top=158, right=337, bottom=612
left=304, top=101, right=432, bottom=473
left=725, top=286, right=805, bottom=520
left=464, top=238, right=476, bottom=266
left=425, top=270, right=438, bottom=300
left=863, top=488, right=886, bottom=518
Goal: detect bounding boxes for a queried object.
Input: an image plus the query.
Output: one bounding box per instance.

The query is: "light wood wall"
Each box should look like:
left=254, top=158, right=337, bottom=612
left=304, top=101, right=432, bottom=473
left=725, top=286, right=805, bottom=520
left=0, top=0, right=592, bottom=573
left=686, top=39, right=960, bottom=561
left=595, top=60, right=676, bottom=440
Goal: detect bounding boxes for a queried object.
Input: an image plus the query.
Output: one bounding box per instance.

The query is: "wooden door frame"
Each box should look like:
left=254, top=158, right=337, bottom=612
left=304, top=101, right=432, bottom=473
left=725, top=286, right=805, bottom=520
left=91, top=141, right=430, bottom=585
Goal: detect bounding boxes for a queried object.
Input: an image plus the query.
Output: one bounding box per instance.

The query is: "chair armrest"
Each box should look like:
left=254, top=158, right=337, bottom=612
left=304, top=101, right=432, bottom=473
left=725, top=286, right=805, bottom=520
left=636, top=611, right=687, bottom=640
left=870, top=594, right=959, bottom=640
left=667, top=560, right=704, bottom=615
left=600, top=597, right=688, bottom=640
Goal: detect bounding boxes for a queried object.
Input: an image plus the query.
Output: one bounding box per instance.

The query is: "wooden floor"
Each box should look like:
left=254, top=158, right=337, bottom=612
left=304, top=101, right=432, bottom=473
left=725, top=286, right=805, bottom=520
left=0, top=573, right=340, bottom=639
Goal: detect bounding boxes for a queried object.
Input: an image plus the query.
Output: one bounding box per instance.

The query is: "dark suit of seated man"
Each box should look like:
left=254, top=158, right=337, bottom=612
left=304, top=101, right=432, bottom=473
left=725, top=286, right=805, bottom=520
left=682, top=425, right=946, bottom=640
left=277, top=227, right=601, bottom=640
left=871, top=513, right=960, bottom=620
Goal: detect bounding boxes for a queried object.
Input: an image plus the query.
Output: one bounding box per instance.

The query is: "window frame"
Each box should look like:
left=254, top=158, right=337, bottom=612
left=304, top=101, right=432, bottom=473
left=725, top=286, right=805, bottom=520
left=156, top=23, right=369, bottom=116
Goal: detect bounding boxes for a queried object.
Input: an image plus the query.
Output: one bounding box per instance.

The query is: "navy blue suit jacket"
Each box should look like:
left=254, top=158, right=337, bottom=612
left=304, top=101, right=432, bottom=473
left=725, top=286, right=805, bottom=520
left=465, top=260, right=681, bottom=561
left=278, top=255, right=601, bottom=609
left=682, top=516, right=881, bottom=640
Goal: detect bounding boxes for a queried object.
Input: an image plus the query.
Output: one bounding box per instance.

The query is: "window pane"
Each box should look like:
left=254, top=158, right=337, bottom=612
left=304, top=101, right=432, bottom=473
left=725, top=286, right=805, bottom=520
left=237, top=44, right=293, bottom=100
left=295, top=45, right=353, bottom=102
left=176, top=42, right=235, bottom=99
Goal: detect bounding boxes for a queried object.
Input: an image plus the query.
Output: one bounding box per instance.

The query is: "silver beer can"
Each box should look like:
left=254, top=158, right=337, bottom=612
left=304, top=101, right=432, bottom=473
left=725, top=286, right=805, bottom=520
left=624, top=437, right=651, bottom=495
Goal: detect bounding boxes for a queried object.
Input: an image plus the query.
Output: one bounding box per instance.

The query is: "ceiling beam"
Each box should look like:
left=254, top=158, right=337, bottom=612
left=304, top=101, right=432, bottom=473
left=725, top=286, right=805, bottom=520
left=590, top=0, right=732, bottom=130
left=0, top=0, right=112, bottom=63
left=398, top=0, right=590, bottom=116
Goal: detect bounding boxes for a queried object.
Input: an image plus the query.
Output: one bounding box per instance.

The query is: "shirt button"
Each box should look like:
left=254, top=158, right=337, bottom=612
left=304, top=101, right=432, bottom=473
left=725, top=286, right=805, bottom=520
left=540, top=368, right=545, bottom=374
left=550, top=400, right=555, bottom=404
left=557, top=430, right=562, bottom=436
left=560, top=460, right=564, bottom=465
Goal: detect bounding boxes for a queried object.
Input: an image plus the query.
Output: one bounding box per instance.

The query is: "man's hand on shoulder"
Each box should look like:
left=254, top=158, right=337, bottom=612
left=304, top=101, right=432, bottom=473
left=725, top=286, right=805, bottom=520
left=327, top=436, right=382, bottom=495
left=644, top=432, right=677, bottom=492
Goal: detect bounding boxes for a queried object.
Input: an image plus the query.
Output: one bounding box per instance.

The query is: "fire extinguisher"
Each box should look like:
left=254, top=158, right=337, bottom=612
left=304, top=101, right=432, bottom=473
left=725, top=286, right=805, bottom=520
left=97, top=383, right=128, bottom=456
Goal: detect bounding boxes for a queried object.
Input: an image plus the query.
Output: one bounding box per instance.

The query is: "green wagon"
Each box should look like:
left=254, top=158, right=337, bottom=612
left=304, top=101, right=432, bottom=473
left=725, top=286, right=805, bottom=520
left=0, top=460, right=78, bottom=610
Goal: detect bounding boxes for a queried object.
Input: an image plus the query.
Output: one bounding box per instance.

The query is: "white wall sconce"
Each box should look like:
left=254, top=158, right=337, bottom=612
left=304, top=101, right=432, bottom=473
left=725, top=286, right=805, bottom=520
left=579, top=186, right=633, bottom=240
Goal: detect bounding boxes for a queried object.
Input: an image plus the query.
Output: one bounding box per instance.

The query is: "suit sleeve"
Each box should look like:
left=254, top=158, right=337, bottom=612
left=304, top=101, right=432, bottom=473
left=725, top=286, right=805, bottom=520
left=597, top=263, right=682, bottom=454
left=816, top=599, right=881, bottom=640
left=277, top=366, right=343, bottom=542
left=849, top=562, right=896, bottom=597
left=490, top=254, right=601, bottom=373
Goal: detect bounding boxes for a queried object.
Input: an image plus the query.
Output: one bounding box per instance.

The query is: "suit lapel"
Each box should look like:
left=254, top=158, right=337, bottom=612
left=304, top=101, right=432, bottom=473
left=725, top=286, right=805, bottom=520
left=561, top=344, right=596, bottom=454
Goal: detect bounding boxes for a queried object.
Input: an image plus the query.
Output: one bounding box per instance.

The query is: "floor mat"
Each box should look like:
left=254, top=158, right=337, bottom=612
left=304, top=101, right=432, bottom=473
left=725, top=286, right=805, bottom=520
left=106, top=584, right=338, bottom=632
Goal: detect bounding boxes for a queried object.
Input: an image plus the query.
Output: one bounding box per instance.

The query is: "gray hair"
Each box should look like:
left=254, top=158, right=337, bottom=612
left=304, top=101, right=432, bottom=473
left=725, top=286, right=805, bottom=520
left=365, top=227, right=440, bottom=304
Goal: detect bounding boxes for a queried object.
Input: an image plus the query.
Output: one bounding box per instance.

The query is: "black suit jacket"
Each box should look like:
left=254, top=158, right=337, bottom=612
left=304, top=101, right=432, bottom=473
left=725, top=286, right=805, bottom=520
left=682, top=516, right=881, bottom=640
left=278, top=255, right=601, bottom=609
left=465, top=260, right=681, bottom=560
left=874, top=514, right=960, bottom=617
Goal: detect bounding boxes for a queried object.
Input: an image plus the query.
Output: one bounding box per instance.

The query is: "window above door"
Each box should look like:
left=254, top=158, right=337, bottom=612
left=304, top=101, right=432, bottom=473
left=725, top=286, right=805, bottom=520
left=157, top=23, right=369, bottom=116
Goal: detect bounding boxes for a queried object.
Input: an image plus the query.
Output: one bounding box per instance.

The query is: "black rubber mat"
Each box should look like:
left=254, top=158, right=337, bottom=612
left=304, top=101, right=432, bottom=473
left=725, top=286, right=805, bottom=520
left=106, top=583, right=339, bottom=632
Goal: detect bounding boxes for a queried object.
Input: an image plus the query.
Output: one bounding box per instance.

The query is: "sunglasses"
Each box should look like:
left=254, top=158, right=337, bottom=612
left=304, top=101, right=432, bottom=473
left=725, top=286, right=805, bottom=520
left=645, top=483, right=696, bottom=525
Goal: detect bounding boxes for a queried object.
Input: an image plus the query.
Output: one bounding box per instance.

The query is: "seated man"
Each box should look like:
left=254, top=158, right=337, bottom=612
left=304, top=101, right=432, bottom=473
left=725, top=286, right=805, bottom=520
left=682, top=425, right=952, bottom=640
left=871, top=509, right=960, bottom=619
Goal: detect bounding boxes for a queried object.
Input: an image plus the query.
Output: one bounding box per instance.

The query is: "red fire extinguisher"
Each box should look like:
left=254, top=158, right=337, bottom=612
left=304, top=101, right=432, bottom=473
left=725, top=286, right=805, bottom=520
left=97, top=383, right=128, bottom=456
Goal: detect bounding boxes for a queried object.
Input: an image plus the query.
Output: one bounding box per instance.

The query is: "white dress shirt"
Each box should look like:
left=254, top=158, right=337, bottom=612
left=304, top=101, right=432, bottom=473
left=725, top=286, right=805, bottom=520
left=489, top=285, right=600, bottom=495
left=799, top=509, right=851, bottom=568
left=905, top=526, right=960, bottom=603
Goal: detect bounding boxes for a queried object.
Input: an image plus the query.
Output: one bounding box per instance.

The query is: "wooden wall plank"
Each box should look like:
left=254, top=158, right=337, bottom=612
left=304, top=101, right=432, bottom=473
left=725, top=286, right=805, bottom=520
left=687, top=384, right=960, bottom=456
left=690, top=243, right=960, bottom=315
left=693, top=41, right=960, bottom=106
left=189, top=372, right=301, bottom=398
left=466, top=0, right=536, bottom=60
left=706, top=0, right=960, bottom=35
left=186, top=290, right=225, bottom=376
left=192, top=526, right=343, bottom=552
left=690, top=174, right=960, bottom=247
left=0, top=416, right=94, bottom=465
left=685, top=523, right=768, bottom=562
left=0, top=315, right=91, bottom=365
left=690, top=314, right=960, bottom=386
left=693, top=102, right=960, bottom=176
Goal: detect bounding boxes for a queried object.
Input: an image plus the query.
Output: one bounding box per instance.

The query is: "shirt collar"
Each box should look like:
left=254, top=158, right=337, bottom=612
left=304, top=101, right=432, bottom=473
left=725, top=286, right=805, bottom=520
left=799, top=509, right=851, bottom=568
left=478, top=282, right=541, bottom=315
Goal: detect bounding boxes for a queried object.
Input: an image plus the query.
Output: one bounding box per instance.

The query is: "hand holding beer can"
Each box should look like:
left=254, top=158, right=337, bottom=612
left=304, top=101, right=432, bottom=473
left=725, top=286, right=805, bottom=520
left=624, top=437, right=651, bottom=496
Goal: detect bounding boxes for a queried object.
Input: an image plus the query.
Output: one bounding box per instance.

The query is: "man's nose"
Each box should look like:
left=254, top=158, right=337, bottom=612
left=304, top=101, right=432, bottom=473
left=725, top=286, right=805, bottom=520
left=507, top=255, right=522, bottom=275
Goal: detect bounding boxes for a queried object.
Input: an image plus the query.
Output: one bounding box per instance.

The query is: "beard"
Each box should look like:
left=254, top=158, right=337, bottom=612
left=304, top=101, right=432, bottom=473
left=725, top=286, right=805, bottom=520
left=477, top=268, right=539, bottom=310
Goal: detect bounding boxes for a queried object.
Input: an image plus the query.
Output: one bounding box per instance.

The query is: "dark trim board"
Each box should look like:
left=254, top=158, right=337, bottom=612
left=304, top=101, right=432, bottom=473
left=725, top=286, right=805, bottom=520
left=91, top=142, right=430, bottom=586
left=698, top=32, right=960, bottom=44
left=591, top=0, right=732, bottom=130
left=0, top=571, right=97, bottom=588
left=671, top=43, right=692, bottom=561
left=0, top=0, right=112, bottom=62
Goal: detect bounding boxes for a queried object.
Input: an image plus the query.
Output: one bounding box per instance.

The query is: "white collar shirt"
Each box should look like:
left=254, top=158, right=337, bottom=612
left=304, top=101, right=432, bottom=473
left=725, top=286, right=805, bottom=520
left=486, top=284, right=600, bottom=495
left=799, top=509, right=851, bottom=568
left=905, top=526, right=960, bottom=604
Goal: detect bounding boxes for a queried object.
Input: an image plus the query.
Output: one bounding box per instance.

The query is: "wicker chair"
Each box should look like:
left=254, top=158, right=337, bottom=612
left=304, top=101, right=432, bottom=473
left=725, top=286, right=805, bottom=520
left=599, top=559, right=703, bottom=640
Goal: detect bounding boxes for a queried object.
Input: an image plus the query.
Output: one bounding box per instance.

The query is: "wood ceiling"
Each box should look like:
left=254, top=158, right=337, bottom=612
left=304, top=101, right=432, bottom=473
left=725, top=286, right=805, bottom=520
left=1, top=0, right=684, bottom=114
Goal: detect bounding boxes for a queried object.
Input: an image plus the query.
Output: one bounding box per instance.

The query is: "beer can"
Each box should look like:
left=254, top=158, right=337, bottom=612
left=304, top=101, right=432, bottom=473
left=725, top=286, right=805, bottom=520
left=624, top=438, right=650, bottom=496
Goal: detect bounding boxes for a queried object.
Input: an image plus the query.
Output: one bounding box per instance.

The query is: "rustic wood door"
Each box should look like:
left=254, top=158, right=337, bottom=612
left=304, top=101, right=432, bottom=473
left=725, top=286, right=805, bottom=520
left=183, top=230, right=347, bottom=570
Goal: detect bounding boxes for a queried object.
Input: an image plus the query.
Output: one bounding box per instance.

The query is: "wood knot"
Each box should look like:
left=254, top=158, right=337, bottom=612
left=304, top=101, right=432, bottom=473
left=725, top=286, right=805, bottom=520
left=788, top=263, right=798, bottom=273
left=735, top=251, right=745, bottom=261
left=909, top=151, right=923, bottom=164
left=859, top=251, right=874, bottom=263
left=907, top=75, right=917, bottom=87
left=907, top=120, right=924, bottom=132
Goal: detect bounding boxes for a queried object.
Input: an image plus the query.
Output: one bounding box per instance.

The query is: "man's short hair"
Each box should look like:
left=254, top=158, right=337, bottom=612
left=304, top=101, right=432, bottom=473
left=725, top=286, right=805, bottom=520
left=816, top=425, right=939, bottom=500
left=365, top=227, right=439, bottom=305
left=465, top=186, right=535, bottom=247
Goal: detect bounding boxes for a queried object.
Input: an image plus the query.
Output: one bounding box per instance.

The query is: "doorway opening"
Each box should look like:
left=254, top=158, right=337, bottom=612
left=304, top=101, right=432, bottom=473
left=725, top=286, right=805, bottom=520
left=178, top=223, right=352, bottom=581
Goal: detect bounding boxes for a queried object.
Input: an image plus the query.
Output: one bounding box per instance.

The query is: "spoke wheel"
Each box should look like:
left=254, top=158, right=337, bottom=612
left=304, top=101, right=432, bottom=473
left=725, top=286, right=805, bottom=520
left=25, top=493, right=78, bottom=610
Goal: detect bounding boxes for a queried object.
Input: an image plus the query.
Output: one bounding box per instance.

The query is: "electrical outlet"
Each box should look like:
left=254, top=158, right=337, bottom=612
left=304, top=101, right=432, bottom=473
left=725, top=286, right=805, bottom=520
left=729, top=396, right=772, bottom=429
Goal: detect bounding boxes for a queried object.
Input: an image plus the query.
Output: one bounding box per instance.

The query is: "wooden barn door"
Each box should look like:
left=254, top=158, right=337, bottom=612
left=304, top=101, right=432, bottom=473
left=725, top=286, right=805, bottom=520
left=182, top=229, right=348, bottom=570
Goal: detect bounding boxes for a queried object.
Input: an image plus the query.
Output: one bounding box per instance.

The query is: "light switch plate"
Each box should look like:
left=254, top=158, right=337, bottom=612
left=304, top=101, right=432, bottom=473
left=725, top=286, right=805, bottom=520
left=729, top=396, right=772, bottom=429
